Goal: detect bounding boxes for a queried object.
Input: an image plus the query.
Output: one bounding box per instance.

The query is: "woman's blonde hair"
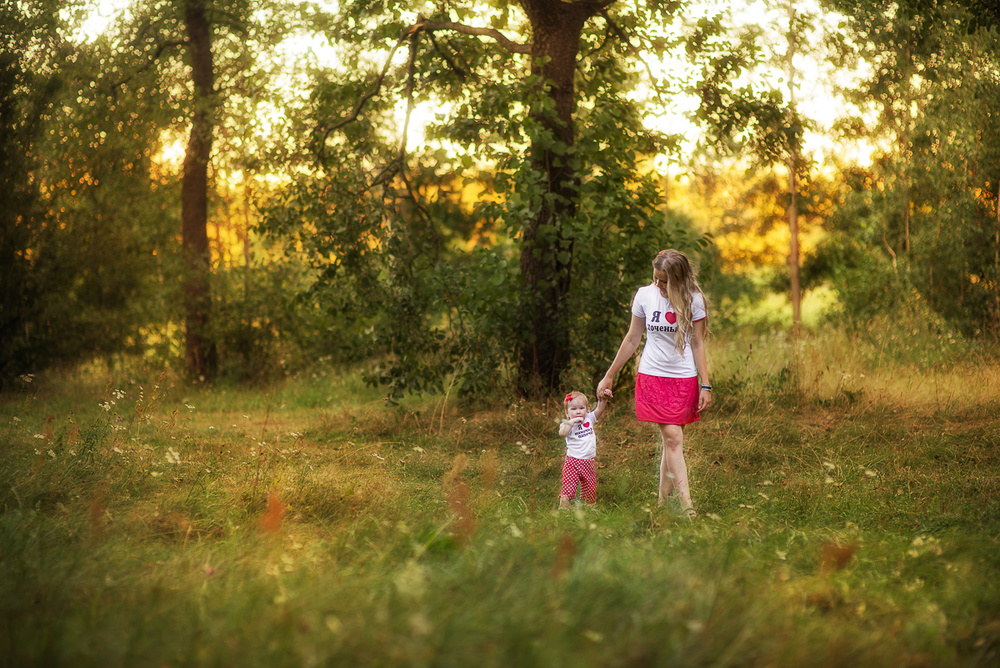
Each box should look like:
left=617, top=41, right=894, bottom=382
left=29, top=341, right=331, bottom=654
left=652, top=249, right=709, bottom=353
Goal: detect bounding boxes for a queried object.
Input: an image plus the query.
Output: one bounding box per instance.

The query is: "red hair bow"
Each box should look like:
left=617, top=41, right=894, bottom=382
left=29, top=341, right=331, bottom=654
left=565, top=394, right=573, bottom=402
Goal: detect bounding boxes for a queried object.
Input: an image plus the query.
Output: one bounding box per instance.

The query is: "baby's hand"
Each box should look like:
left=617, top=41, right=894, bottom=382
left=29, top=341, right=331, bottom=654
left=571, top=416, right=585, bottom=424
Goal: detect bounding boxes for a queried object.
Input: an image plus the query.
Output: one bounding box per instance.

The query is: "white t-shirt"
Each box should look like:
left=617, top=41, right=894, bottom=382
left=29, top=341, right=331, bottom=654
left=631, top=284, right=706, bottom=378
left=564, top=410, right=598, bottom=460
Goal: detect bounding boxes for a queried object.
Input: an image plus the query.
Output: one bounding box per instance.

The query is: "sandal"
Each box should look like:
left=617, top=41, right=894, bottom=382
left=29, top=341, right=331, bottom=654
left=682, top=507, right=697, bottom=519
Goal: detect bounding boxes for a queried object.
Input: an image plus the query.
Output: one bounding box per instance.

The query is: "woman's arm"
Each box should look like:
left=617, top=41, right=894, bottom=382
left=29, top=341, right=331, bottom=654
left=597, top=314, right=645, bottom=398
left=691, top=318, right=712, bottom=411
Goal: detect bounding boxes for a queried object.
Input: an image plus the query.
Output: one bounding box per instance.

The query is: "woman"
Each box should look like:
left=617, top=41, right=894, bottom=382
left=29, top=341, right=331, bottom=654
left=596, top=249, right=712, bottom=517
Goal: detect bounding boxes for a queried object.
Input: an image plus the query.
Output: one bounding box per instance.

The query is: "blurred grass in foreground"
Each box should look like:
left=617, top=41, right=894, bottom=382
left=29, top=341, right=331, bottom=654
left=1, top=324, right=998, bottom=667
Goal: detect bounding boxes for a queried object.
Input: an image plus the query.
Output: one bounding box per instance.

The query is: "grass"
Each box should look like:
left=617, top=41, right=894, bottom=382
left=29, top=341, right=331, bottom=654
left=1, top=325, right=999, bottom=668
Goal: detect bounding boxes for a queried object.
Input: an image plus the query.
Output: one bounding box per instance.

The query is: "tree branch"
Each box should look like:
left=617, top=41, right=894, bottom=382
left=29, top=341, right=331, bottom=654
left=316, top=16, right=528, bottom=160
left=416, top=19, right=531, bottom=54
left=426, top=31, right=469, bottom=79
left=598, top=9, right=668, bottom=99
left=93, top=39, right=187, bottom=96
left=313, top=37, right=407, bottom=160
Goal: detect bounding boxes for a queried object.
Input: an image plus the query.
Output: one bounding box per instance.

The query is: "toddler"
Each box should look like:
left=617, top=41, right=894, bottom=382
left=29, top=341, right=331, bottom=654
left=558, top=391, right=607, bottom=509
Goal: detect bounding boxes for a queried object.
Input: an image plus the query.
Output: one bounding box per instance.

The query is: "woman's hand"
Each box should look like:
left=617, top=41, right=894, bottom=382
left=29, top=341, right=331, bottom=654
left=597, top=376, right=614, bottom=399
left=698, top=388, right=712, bottom=412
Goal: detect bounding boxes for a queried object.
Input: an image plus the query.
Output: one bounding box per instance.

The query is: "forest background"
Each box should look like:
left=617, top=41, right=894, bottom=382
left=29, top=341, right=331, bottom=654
left=4, top=1, right=1000, bottom=666
left=4, top=0, right=999, bottom=397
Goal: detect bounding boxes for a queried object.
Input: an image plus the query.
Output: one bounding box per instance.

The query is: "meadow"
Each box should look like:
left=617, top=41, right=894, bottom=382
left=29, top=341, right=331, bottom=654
left=1, top=318, right=999, bottom=667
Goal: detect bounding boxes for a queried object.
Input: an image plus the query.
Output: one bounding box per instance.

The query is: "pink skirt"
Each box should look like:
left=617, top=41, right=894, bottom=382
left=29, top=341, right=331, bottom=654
left=635, top=373, right=700, bottom=425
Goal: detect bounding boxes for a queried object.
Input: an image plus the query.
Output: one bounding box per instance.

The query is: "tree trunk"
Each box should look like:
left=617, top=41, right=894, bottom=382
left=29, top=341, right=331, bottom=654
left=788, top=154, right=801, bottom=329
left=515, top=0, right=599, bottom=396
left=786, top=2, right=801, bottom=331
left=182, top=0, right=217, bottom=381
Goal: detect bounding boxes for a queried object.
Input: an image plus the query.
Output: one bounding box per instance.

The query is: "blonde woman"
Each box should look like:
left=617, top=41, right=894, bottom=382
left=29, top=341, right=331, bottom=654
left=597, top=249, right=712, bottom=517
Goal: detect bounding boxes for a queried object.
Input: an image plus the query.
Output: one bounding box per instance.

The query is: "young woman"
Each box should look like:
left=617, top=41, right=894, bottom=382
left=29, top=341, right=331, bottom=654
left=596, top=249, right=712, bottom=517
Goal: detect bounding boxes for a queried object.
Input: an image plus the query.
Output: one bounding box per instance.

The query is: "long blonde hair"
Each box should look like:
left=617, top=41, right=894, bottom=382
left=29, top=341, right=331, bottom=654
left=652, top=249, right=709, bottom=353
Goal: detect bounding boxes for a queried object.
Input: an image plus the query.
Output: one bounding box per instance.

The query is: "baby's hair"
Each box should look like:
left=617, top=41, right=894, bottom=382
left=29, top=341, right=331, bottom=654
left=564, top=391, right=588, bottom=410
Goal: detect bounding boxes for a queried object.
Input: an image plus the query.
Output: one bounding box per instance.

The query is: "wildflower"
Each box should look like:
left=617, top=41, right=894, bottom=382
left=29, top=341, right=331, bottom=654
left=165, top=447, right=181, bottom=464
left=12, top=417, right=20, bottom=424
left=33, top=433, right=45, bottom=440
left=19, top=374, right=34, bottom=383
left=113, top=389, right=125, bottom=400
left=47, top=450, right=56, bottom=459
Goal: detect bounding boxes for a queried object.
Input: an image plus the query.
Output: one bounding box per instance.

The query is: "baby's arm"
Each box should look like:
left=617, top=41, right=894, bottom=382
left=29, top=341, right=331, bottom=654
left=593, top=396, right=608, bottom=422
left=558, top=420, right=573, bottom=438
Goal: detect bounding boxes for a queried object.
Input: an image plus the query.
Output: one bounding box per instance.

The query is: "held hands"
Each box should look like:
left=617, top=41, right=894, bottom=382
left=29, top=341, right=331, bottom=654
left=596, top=377, right=614, bottom=400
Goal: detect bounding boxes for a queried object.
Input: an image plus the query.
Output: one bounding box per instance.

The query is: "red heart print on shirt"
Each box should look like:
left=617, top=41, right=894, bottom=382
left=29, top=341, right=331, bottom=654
left=665, top=311, right=677, bottom=324
left=583, top=422, right=590, bottom=428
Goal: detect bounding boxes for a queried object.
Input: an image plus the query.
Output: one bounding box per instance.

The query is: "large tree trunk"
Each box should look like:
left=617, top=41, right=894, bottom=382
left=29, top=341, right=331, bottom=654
left=515, top=0, right=600, bottom=396
left=181, top=0, right=217, bottom=381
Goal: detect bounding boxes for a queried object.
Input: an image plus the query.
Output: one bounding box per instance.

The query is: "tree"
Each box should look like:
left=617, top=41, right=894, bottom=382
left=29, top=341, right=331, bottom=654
left=274, top=0, right=733, bottom=397
left=823, top=0, right=1000, bottom=337
left=0, top=0, right=183, bottom=385
left=181, top=0, right=218, bottom=380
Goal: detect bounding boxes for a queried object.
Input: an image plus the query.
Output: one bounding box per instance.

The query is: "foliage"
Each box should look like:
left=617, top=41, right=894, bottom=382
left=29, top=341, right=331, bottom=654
left=263, top=0, right=730, bottom=401
left=0, top=1, right=182, bottom=388
left=822, top=0, right=1000, bottom=338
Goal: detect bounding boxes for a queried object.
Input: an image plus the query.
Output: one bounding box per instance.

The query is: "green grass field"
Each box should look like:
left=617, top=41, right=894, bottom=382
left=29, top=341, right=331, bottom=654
left=2, top=325, right=999, bottom=667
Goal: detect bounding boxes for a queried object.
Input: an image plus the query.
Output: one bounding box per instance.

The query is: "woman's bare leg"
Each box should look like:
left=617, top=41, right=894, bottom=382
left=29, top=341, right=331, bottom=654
left=658, top=424, right=692, bottom=510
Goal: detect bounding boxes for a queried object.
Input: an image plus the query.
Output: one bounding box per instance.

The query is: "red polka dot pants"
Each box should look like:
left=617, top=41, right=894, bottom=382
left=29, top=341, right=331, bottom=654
left=560, top=456, right=596, bottom=504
